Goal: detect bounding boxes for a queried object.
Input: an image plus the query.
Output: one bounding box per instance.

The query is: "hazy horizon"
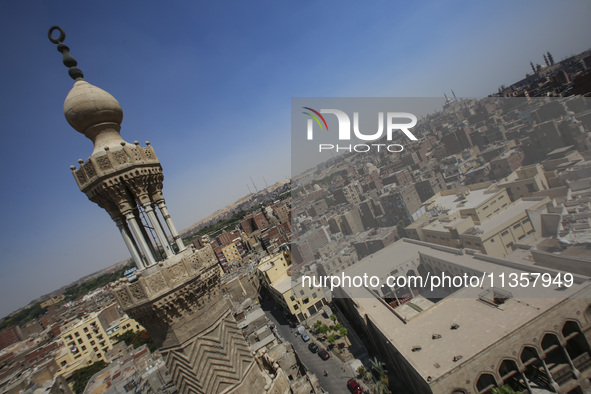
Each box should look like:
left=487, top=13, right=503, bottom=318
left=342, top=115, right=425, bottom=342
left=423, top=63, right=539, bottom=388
left=1, top=0, right=590, bottom=319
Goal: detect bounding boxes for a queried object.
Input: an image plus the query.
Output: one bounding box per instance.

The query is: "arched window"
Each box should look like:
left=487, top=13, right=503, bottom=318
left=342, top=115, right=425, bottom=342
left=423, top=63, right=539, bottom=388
left=476, top=373, right=497, bottom=394
left=541, top=333, right=572, bottom=385
left=563, top=320, right=591, bottom=371
left=520, top=346, right=552, bottom=391
left=520, top=346, right=538, bottom=365
left=498, top=359, right=526, bottom=392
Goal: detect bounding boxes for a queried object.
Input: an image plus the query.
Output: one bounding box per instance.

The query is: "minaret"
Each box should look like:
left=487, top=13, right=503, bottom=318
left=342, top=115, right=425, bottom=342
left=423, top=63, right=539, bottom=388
left=49, top=26, right=266, bottom=394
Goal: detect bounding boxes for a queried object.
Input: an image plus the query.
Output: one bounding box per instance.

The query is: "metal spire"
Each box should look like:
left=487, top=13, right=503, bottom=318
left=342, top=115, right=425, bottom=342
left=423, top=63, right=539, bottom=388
left=48, top=26, right=84, bottom=80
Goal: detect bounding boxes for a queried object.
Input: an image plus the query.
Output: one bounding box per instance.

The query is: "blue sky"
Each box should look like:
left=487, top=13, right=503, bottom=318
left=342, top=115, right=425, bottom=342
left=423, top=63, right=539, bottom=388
left=0, top=0, right=590, bottom=318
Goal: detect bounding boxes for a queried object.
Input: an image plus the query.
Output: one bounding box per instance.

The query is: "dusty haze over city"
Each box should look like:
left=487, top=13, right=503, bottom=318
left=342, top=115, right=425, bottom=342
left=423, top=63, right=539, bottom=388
left=1, top=0, right=590, bottom=319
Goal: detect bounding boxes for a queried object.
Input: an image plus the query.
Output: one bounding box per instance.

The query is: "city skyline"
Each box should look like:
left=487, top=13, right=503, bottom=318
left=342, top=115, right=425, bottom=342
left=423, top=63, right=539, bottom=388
left=1, top=0, right=590, bottom=319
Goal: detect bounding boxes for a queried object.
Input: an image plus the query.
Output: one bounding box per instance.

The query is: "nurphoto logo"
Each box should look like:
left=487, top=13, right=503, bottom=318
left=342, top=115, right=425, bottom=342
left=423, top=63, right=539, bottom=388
left=303, top=107, right=418, bottom=152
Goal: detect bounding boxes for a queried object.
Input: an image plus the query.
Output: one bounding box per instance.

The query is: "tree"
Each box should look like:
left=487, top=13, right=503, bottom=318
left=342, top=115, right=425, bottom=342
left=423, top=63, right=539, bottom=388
left=327, top=334, right=338, bottom=348
left=374, top=380, right=391, bottom=394
left=313, top=320, right=323, bottom=331
left=370, top=357, right=389, bottom=388
left=330, top=314, right=337, bottom=323
left=318, top=324, right=329, bottom=335
left=63, top=263, right=135, bottom=303
left=491, top=386, right=519, bottom=394
left=396, top=220, right=407, bottom=238
left=0, top=302, right=47, bottom=331
left=338, top=326, right=348, bottom=338
left=114, top=329, right=157, bottom=352
left=70, top=360, right=108, bottom=393
left=362, top=368, right=373, bottom=383
left=370, top=357, right=386, bottom=376
left=356, top=365, right=367, bottom=378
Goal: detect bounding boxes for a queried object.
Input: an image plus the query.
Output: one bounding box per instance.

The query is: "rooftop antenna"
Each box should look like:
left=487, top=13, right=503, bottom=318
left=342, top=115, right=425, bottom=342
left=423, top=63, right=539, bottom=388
left=263, top=177, right=268, bottom=188
left=247, top=184, right=252, bottom=194
left=451, top=90, right=457, bottom=101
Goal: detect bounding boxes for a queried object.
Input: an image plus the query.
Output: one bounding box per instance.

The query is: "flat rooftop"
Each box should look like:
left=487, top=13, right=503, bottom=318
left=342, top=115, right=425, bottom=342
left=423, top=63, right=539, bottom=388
left=462, top=198, right=547, bottom=237
left=340, top=239, right=590, bottom=381
left=423, top=216, right=467, bottom=233
left=428, top=188, right=497, bottom=217
left=259, top=261, right=274, bottom=272
left=273, top=276, right=292, bottom=294
left=85, top=359, right=136, bottom=394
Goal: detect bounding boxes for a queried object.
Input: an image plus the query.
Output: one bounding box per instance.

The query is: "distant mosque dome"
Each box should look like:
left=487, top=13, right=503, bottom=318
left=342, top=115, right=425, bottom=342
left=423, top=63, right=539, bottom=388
left=313, top=184, right=321, bottom=191
left=64, top=80, right=123, bottom=134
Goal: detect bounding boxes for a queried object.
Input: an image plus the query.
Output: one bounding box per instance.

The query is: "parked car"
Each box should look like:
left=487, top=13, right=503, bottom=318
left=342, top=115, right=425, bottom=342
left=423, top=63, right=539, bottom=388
left=308, top=342, right=319, bottom=353
left=318, top=349, right=330, bottom=360
left=347, top=378, right=363, bottom=394
left=301, top=333, right=310, bottom=342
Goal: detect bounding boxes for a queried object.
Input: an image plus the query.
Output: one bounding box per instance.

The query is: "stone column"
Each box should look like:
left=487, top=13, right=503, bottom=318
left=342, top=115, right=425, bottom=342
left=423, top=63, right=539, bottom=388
left=144, top=203, right=173, bottom=258
left=157, top=201, right=185, bottom=251
left=406, top=280, right=414, bottom=300
left=519, top=371, right=532, bottom=393
left=560, top=343, right=591, bottom=391
left=561, top=344, right=580, bottom=375
left=135, top=208, right=160, bottom=263
left=115, top=217, right=145, bottom=270
left=153, top=206, right=173, bottom=253
left=125, top=210, right=157, bottom=266
left=540, top=358, right=560, bottom=392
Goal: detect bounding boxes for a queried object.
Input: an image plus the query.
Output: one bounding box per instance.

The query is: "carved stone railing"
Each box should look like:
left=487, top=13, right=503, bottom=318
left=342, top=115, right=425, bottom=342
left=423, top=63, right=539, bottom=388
left=573, top=352, right=591, bottom=372
left=113, top=246, right=219, bottom=309
left=72, top=144, right=161, bottom=191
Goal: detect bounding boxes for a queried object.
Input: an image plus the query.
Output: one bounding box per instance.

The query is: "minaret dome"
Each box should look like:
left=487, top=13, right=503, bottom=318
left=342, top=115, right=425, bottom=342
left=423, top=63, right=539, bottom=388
left=64, top=80, right=123, bottom=133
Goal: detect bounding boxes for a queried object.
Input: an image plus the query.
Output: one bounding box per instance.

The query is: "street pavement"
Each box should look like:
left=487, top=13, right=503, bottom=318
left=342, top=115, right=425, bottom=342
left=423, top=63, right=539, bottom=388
left=261, top=299, right=358, bottom=393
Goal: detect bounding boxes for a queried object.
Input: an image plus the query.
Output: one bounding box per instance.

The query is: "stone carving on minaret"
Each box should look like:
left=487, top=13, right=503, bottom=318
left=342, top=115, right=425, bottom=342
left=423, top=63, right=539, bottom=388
left=49, top=26, right=267, bottom=393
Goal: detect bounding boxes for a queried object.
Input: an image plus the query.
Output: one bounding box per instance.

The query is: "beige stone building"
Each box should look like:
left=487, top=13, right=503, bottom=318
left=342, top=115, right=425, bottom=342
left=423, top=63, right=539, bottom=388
left=272, top=201, right=291, bottom=223
left=496, top=164, right=551, bottom=201
left=220, top=241, right=242, bottom=265
left=406, top=184, right=551, bottom=258
left=459, top=198, right=547, bottom=257
left=336, top=238, right=591, bottom=394
left=40, top=295, right=65, bottom=308
left=257, top=251, right=327, bottom=322
left=55, top=304, right=144, bottom=377
left=408, top=187, right=510, bottom=245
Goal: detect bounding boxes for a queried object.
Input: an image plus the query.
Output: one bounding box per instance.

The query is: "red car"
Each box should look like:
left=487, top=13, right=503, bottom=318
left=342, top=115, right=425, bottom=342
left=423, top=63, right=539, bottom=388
left=318, top=349, right=330, bottom=360
left=347, top=378, right=363, bottom=394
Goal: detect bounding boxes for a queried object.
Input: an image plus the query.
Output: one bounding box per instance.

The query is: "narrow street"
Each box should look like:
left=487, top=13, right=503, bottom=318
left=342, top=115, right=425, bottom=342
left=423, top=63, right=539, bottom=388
left=260, top=298, right=358, bottom=393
